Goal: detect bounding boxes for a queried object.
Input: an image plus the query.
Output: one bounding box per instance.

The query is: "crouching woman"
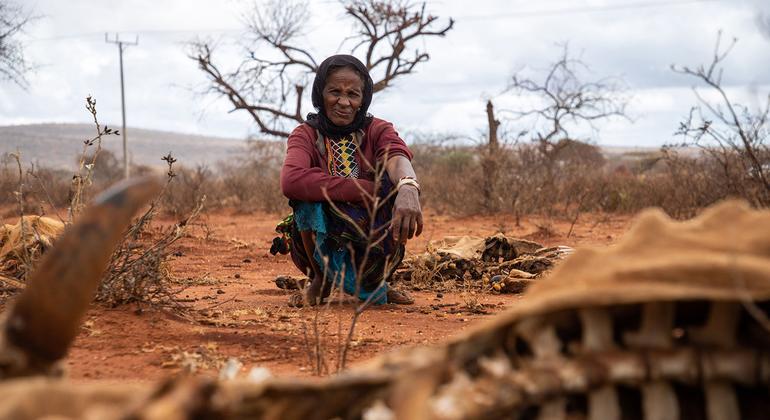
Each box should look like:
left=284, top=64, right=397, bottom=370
left=279, top=55, right=422, bottom=307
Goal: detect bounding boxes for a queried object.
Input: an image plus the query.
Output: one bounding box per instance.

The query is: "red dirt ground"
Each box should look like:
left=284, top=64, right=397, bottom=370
left=2, top=209, right=634, bottom=383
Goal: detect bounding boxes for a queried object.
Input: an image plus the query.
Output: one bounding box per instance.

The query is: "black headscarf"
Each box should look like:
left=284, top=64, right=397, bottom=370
left=306, top=55, right=374, bottom=139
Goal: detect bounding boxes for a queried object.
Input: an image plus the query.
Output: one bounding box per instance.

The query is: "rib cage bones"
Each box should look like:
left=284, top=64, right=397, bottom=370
left=0, top=191, right=770, bottom=419
left=419, top=300, right=770, bottom=420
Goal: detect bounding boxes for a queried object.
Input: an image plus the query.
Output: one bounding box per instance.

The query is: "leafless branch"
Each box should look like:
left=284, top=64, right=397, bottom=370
left=190, top=0, right=453, bottom=138
left=672, top=31, right=770, bottom=204
left=504, top=45, right=629, bottom=150
left=342, top=0, right=454, bottom=92
left=0, top=1, right=36, bottom=88
left=499, top=44, right=630, bottom=214
left=68, top=96, right=119, bottom=221
left=189, top=41, right=298, bottom=138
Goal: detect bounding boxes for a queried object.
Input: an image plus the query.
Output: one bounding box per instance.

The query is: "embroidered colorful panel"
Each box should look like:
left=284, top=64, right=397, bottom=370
left=326, top=135, right=359, bottom=178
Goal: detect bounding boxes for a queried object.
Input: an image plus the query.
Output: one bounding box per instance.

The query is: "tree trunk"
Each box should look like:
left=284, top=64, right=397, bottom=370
left=483, top=100, right=500, bottom=212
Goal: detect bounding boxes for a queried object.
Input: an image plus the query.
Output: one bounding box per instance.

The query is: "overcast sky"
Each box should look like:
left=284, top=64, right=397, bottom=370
left=1, top=0, right=769, bottom=147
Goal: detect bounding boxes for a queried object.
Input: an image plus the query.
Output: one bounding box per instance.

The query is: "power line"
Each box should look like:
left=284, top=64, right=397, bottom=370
left=28, top=28, right=239, bottom=43
left=27, top=0, right=724, bottom=43
left=459, top=0, right=722, bottom=21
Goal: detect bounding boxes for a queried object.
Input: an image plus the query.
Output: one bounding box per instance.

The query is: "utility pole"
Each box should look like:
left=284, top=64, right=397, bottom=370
left=105, top=33, right=138, bottom=179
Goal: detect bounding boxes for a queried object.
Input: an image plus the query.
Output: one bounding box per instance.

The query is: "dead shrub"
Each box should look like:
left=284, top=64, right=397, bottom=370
left=0, top=162, right=17, bottom=206
left=412, top=137, right=762, bottom=220
left=218, top=140, right=287, bottom=214
left=0, top=98, right=205, bottom=314
left=412, top=142, right=486, bottom=215
left=97, top=154, right=205, bottom=309
left=0, top=156, right=70, bottom=216
left=159, top=160, right=220, bottom=217
left=25, top=165, right=71, bottom=209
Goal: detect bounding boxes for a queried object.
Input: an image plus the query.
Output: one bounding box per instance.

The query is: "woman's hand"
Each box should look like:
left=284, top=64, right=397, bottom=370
left=391, top=185, right=423, bottom=244
left=385, top=155, right=423, bottom=244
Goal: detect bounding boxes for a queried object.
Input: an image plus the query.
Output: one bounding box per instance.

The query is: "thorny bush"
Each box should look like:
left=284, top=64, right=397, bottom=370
left=412, top=139, right=764, bottom=219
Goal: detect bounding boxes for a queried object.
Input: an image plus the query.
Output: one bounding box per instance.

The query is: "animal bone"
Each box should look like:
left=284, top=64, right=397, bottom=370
left=579, top=308, right=616, bottom=352
left=641, top=382, right=679, bottom=420
left=704, top=381, right=740, bottom=420
left=516, top=316, right=562, bottom=358
left=624, top=302, right=675, bottom=349
left=588, top=386, right=620, bottom=420
left=0, top=200, right=768, bottom=419
left=0, top=177, right=161, bottom=379
left=688, top=302, right=740, bottom=348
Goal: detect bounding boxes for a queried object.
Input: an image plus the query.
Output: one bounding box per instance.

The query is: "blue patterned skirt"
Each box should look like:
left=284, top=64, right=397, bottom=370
left=274, top=177, right=404, bottom=305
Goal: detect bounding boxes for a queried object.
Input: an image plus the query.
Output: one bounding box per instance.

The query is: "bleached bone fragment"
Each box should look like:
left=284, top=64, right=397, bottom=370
left=580, top=307, right=621, bottom=420
left=0, top=177, right=161, bottom=379
left=588, top=386, right=620, bottom=420
left=704, top=382, right=739, bottom=420
left=642, top=382, right=679, bottom=420
left=246, top=366, right=272, bottom=384
left=516, top=317, right=562, bottom=358
left=688, top=302, right=739, bottom=348
left=513, top=363, right=564, bottom=397
left=580, top=308, right=616, bottom=352
left=557, top=357, right=592, bottom=391
left=624, top=302, right=675, bottom=349
left=430, top=372, right=473, bottom=420
left=470, top=347, right=767, bottom=408
left=701, top=349, right=757, bottom=386
left=219, top=357, right=242, bottom=380
left=603, top=351, right=646, bottom=384
left=390, top=364, right=443, bottom=420
left=537, top=399, right=566, bottom=420
left=648, top=348, right=698, bottom=384
left=363, top=400, right=395, bottom=420
left=478, top=352, right=512, bottom=378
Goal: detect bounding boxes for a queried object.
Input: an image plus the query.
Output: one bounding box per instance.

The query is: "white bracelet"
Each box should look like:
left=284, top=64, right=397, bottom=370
left=396, top=177, right=420, bottom=194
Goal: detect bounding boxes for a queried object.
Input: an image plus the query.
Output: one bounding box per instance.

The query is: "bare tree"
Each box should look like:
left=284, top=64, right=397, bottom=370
left=672, top=32, right=770, bottom=205
left=189, top=0, right=453, bottom=138
left=504, top=45, right=629, bottom=166
left=500, top=45, right=629, bottom=214
left=0, top=0, right=34, bottom=87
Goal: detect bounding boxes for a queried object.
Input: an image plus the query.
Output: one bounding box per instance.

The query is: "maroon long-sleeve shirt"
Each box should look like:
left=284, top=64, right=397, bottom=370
left=280, top=117, right=413, bottom=203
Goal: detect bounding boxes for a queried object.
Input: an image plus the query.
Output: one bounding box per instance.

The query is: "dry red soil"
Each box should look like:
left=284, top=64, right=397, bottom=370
left=5, top=209, right=634, bottom=383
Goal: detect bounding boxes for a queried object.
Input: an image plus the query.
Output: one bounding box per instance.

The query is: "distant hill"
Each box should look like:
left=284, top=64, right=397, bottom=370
left=0, top=123, right=678, bottom=174
left=0, top=123, right=251, bottom=170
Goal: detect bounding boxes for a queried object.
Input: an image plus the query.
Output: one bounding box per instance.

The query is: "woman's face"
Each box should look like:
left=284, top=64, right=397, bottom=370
left=322, top=67, right=364, bottom=126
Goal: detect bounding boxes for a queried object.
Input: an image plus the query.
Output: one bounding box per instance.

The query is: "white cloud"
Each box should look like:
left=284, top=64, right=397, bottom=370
left=0, top=0, right=768, bottom=148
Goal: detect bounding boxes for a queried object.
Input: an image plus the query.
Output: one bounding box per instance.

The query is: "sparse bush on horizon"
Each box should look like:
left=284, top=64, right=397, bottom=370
left=1, top=137, right=763, bottom=222
left=412, top=139, right=764, bottom=219
left=218, top=139, right=287, bottom=214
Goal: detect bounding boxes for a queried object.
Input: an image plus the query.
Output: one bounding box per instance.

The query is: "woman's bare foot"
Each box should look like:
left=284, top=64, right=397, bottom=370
left=305, top=274, right=324, bottom=305
left=288, top=274, right=325, bottom=308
